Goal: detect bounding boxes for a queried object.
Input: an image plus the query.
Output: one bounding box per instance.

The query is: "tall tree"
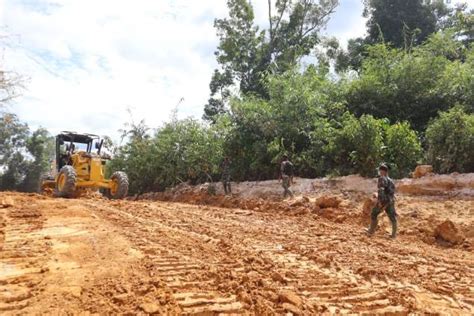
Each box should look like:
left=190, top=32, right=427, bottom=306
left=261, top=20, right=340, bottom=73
left=20, top=128, right=55, bottom=192
left=364, top=0, right=449, bottom=48
left=205, top=0, right=339, bottom=122
left=334, top=0, right=453, bottom=72
left=0, top=112, right=29, bottom=189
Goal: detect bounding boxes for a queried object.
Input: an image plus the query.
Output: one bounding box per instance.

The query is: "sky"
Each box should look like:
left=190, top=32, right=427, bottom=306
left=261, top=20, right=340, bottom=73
left=0, top=0, right=472, bottom=140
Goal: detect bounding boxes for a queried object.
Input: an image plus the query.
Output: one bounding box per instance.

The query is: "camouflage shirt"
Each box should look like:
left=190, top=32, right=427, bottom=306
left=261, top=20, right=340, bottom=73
left=221, top=160, right=231, bottom=177
left=281, top=161, right=294, bottom=177
left=377, top=176, right=395, bottom=203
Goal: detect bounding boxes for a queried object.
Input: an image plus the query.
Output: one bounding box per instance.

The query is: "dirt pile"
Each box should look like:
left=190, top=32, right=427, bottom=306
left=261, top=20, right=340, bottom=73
left=139, top=190, right=353, bottom=222
left=0, top=196, right=15, bottom=208
left=315, top=195, right=342, bottom=208
left=361, top=196, right=377, bottom=225
left=412, top=165, right=434, bottom=178
left=397, top=173, right=474, bottom=196
left=146, top=172, right=474, bottom=203
left=434, top=220, right=465, bottom=245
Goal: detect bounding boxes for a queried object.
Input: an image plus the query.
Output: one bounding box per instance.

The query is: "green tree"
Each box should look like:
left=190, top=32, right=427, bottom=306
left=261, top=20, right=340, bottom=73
left=0, top=112, right=29, bottom=189
left=0, top=113, right=54, bottom=192
left=327, top=113, right=386, bottom=177
left=425, top=106, right=474, bottom=173
left=364, top=0, right=449, bottom=48
left=20, top=128, right=55, bottom=192
left=110, top=118, right=224, bottom=194
left=334, top=0, right=456, bottom=72
left=109, top=119, right=154, bottom=195
left=205, top=0, right=339, bottom=122
left=222, top=66, right=345, bottom=180
left=346, top=34, right=474, bottom=131
left=384, top=122, right=422, bottom=178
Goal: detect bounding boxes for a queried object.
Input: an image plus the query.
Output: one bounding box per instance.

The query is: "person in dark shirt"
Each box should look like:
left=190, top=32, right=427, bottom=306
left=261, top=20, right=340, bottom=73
left=279, top=154, right=294, bottom=198
left=220, top=156, right=232, bottom=195
left=367, top=163, right=397, bottom=239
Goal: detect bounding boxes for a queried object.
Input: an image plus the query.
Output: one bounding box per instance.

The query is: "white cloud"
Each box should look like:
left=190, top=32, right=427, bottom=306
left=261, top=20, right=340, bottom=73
left=1, top=0, right=228, bottom=139
left=2, top=0, right=472, bottom=140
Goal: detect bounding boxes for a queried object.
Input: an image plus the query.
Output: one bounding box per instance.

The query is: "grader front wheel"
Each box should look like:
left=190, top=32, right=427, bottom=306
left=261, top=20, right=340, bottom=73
left=105, top=171, right=129, bottom=199
left=55, top=166, right=77, bottom=198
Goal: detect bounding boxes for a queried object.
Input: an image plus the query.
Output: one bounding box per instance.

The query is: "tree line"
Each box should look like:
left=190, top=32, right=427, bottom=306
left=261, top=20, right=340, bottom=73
left=110, top=0, right=473, bottom=195
left=1, top=0, right=473, bottom=194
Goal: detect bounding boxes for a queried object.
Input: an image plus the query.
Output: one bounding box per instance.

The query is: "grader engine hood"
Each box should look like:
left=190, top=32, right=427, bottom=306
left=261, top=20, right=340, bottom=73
left=89, top=157, right=104, bottom=182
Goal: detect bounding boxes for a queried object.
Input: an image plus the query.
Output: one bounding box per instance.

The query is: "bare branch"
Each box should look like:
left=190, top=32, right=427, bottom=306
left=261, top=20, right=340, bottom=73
left=268, top=0, right=273, bottom=41
left=273, top=0, right=289, bottom=35
left=301, top=1, right=338, bottom=39
left=0, top=69, right=25, bottom=105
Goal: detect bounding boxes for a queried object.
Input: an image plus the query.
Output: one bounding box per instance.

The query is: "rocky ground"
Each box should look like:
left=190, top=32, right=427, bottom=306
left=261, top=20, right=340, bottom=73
left=0, top=173, right=473, bottom=315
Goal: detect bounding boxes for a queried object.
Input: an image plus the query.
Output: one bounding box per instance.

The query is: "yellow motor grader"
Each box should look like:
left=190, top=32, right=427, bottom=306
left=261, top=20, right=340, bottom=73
left=41, top=132, right=128, bottom=199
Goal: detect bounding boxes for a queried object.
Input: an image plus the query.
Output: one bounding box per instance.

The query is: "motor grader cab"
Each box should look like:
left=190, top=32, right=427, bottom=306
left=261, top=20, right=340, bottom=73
left=41, top=131, right=128, bottom=199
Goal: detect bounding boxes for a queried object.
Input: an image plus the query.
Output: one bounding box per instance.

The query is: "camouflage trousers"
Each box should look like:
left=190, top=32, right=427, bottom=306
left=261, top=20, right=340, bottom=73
left=368, top=200, right=397, bottom=238
left=222, top=174, right=231, bottom=195
left=282, top=175, right=293, bottom=198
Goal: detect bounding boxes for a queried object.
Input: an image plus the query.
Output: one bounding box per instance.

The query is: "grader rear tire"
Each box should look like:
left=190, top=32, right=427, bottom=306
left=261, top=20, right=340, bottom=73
left=105, top=171, right=129, bottom=199
left=54, top=166, right=77, bottom=198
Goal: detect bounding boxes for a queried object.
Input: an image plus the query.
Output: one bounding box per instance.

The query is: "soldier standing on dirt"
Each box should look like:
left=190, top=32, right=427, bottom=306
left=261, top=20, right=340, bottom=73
left=220, top=156, right=232, bottom=195
left=279, top=154, right=295, bottom=198
left=367, top=164, right=397, bottom=239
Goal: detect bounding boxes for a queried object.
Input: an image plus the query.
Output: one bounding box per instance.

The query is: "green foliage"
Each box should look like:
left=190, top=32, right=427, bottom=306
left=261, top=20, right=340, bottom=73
left=363, top=0, right=448, bottom=48
left=334, top=1, right=473, bottom=73
left=221, top=66, right=345, bottom=180
left=346, top=34, right=474, bottom=131
left=384, top=122, right=422, bottom=178
left=20, top=128, right=55, bottom=192
left=109, top=118, right=224, bottom=195
left=0, top=112, right=29, bottom=190
left=327, top=113, right=386, bottom=177
left=0, top=112, right=54, bottom=192
left=326, top=114, right=422, bottom=178
left=205, top=0, right=339, bottom=122
left=425, top=107, right=474, bottom=173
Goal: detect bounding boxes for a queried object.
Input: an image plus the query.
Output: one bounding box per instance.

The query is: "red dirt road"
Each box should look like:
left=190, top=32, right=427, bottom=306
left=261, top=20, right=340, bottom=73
left=0, top=191, right=473, bottom=315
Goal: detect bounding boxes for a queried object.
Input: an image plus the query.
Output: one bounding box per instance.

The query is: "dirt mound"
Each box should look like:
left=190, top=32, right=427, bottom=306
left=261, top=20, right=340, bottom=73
left=1, top=196, right=15, bottom=208
left=139, top=191, right=354, bottom=223
left=361, top=196, right=377, bottom=225
left=315, top=195, right=342, bottom=208
left=434, top=220, right=465, bottom=245
left=412, top=165, right=434, bottom=178
left=397, top=173, right=474, bottom=196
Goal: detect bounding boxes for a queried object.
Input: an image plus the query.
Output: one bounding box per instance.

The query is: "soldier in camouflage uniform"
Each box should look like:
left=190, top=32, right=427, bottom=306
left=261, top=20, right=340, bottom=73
left=220, top=156, right=232, bottom=195
left=367, top=163, right=397, bottom=239
left=279, top=155, right=294, bottom=198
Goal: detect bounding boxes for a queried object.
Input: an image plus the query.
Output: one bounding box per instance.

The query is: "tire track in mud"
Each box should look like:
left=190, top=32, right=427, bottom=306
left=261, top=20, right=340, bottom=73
left=0, top=193, right=471, bottom=314
left=0, top=203, right=47, bottom=313
left=88, top=200, right=473, bottom=314
left=152, top=203, right=410, bottom=314
left=151, top=202, right=474, bottom=314
left=88, top=202, right=248, bottom=315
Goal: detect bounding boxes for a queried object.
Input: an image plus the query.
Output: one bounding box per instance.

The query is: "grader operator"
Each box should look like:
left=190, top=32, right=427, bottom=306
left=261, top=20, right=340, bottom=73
left=41, top=131, right=128, bottom=199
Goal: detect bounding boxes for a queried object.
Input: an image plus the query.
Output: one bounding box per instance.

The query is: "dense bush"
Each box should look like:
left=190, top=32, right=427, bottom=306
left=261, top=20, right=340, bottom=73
left=384, top=122, right=423, bottom=178
left=345, top=33, right=473, bottom=132
left=109, top=118, right=224, bottom=195
left=0, top=112, right=54, bottom=192
left=327, top=114, right=386, bottom=177
left=425, top=107, right=474, bottom=173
